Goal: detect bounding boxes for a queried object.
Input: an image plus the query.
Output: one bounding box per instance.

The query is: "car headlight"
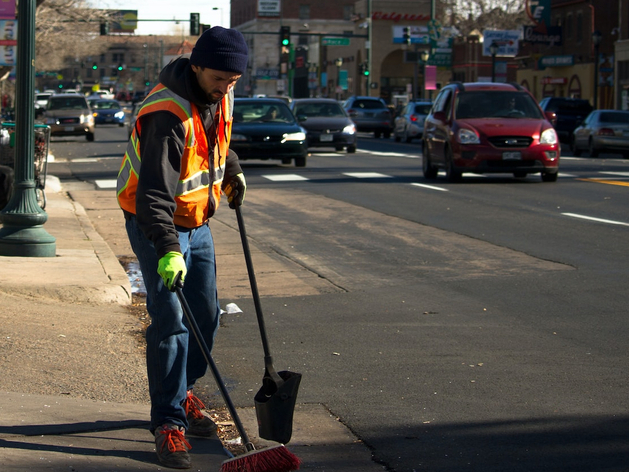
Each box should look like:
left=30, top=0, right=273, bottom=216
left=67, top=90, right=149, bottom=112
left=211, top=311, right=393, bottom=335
left=230, top=133, right=248, bottom=142
left=283, top=131, right=306, bottom=142
left=80, top=114, right=91, bottom=124
left=342, top=123, right=356, bottom=134
left=457, top=128, right=480, bottom=144
left=115, top=111, right=125, bottom=119
left=540, top=127, right=558, bottom=145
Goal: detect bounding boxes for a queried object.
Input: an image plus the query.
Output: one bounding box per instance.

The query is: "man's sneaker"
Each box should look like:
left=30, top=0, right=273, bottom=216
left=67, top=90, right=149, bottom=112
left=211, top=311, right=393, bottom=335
left=182, top=391, right=218, bottom=437
left=155, top=424, right=192, bottom=469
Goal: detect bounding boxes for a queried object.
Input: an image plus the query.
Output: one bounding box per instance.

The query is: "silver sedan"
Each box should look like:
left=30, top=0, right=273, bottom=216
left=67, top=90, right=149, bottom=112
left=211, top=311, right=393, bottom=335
left=571, top=110, right=629, bottom=157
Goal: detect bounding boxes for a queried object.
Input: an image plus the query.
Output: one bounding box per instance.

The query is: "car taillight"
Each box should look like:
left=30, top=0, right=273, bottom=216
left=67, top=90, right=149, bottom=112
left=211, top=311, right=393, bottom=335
left=348, top=109, right=357, bottom=116
left=410, top=114, right=418, bottom=122
left=597, top=128, right=615, bottom=136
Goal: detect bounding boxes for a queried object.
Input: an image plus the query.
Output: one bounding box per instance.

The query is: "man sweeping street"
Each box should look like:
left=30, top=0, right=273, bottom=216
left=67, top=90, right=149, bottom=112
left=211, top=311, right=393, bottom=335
left=116, top=26, right=248, bottom=469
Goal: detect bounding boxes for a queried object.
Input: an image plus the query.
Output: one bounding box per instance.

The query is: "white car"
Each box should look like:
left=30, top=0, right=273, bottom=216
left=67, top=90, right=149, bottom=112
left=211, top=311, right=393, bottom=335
left=89, top=90, right=115, bottom=100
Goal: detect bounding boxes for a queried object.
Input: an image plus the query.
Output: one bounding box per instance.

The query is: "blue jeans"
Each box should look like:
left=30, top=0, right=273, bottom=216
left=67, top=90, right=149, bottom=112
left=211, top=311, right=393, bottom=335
left=125, top=216, right=221, bottom=433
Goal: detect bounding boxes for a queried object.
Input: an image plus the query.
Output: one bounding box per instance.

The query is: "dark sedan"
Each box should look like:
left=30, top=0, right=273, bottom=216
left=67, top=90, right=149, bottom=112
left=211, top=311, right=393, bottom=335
left=290, top=98, right=357, bottom=153
left=90, top=99, right=126, bottom=126
left=231, top=99, right=308, bottom=167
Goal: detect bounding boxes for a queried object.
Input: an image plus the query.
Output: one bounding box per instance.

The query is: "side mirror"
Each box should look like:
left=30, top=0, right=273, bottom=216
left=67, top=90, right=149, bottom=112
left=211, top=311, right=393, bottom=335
left=545, top=111, right=557, bottom=126
left=432, top=110, right=447, bottom=122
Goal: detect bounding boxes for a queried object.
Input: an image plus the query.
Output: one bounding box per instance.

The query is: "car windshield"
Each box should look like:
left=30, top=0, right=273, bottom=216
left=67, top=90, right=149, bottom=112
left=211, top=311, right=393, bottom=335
left=455, top=92, right=543, bottom=119
left=598, top=111, right=629, bottom=124
left=47, top=97, right=87, bottom=110
left=233, top=103, right=295, bottom=123
left=293, top=102, right=345, bottom=117
left=93, top=100, right=120, bottom=109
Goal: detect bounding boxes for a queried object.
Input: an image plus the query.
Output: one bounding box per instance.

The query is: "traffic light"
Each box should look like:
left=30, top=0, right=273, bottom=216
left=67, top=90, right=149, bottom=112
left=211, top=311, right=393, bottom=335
left=117, top=63, right=123, bottom=71
left=92, top=63, right=98, bottom=70
left=190, top=13, right=200, bottom=36
left=279, top=26, right=290, bottom=47
left=402, top=26, right=411, bottom=45
left=363, top=64, right=370, bottom=77
left=100, top=22, right=109, bottom=36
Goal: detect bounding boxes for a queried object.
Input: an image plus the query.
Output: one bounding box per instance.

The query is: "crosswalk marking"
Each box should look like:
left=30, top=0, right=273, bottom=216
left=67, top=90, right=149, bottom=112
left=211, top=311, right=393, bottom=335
left=95, top=179, right=117, bottom=189
left=343, top=172, right=392, bottom=178
left=262, top=174, right=309, bottom=181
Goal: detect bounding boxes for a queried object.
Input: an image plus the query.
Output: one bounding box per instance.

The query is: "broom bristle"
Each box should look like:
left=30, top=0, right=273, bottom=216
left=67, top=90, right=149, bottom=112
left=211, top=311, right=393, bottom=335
left=220, top=444, right=301, bottom=472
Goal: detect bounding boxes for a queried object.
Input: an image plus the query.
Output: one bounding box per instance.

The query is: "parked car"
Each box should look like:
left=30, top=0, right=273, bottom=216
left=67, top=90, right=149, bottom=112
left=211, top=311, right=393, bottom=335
left=230, top=98, right=308, bottom=167
left=423, top=82, right=560, bottom=182
left=393, top=99, right=432, bottom=143
left=538, top=97, right=593, bottom=144
left=342, top=96, right=393, bottom=138
left=90, top=99, right=126, bottom=126
left=290, top=98, right=357, bottom=153
left=571, top=110, right=629, bottom=157
left=42, top=93, right=95, bottom=141
left=34, top=92, right=53, bottom=116
left=131, top=90, right=149, bottom=104
left=88, top=90, right=115, bottom=100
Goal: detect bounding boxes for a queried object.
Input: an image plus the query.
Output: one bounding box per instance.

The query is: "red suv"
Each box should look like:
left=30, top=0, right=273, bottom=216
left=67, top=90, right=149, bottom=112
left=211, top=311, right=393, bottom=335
left=423, top=82, right=560, bottom=182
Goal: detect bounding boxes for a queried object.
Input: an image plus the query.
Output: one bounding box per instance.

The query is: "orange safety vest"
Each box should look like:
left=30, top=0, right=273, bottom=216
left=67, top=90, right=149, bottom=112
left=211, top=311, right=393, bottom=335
left=116, top=84, right=233, bottom=228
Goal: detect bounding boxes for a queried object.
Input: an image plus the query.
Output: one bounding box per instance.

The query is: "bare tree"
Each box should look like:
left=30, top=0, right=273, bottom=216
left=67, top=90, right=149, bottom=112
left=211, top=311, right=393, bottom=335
left=438, top=0, right=530, bottom=37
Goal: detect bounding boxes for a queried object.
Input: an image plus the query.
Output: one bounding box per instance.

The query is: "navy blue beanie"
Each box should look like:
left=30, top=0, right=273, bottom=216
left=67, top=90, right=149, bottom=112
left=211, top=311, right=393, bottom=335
left=190, top=26, right=248, bottom=74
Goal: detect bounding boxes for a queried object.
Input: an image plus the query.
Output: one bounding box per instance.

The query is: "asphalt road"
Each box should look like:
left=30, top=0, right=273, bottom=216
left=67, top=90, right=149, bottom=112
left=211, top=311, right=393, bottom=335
left=48, top=125, right=629, bottom=472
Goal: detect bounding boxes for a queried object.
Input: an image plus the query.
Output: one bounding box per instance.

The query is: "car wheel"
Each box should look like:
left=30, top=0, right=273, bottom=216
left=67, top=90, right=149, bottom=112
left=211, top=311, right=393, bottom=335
left=588, top=139, right=599, bottom=157
left=86, top=132, right=95, bottom=142
left=444, top=147, right=462, bottom=182
left=295, top=156, right=307, bottom=167
left=383, top=130, right=391, bottom=139
left=118, top=122, right=125, bottom=127
left=394, top=133, right=401, bottom=143
left=374, top=131, right=382, bottom=138
left=541, top=171, right=558, bottom=182
left=571, top=136, right=582, bottom=157
left=347, top=145, right=357, bottom=153
left=422, top=142, right=438, bottom=179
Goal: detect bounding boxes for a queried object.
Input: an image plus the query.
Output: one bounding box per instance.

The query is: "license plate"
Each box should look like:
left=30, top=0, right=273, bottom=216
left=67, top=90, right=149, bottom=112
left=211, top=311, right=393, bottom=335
left=320, top=134, right=333, bottom=142
left=64, top=126, right=74, bottom=132
left=503, top=151, right=521, bottom=160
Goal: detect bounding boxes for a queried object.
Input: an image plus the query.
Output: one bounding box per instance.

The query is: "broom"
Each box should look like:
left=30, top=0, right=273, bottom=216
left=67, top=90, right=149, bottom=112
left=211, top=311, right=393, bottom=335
left=173, top=278, right=301, bottom=472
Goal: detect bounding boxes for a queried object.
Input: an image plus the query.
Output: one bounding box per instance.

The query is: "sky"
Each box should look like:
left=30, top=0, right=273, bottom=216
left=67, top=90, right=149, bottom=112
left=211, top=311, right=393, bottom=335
left=88, top=0, right=230, bottom=36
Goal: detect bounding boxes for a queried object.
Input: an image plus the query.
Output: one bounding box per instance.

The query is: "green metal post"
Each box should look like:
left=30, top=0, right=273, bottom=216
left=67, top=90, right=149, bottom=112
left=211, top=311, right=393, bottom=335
left=0, top=0, right=56, bottom=256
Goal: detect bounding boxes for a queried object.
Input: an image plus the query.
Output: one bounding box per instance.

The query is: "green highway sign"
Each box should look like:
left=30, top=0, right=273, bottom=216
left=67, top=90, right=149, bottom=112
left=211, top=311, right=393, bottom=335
left=322, top=37, right=350, bottom=46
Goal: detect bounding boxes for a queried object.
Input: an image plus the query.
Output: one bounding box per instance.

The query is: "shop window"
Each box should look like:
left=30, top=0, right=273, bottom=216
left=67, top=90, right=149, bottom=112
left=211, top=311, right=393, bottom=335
left=565, top=13, right=573, bottom=39
left=576, top=11, right=583, bottom=43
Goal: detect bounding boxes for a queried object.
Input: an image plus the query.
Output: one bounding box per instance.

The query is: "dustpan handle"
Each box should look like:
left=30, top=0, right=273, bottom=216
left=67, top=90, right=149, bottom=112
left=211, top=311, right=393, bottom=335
left=235, top=205, right=284, bottom=387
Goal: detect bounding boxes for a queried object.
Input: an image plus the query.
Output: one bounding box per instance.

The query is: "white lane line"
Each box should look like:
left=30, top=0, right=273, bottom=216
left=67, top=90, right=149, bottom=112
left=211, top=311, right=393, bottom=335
left=562, top=212, right=629, bottom=227
left=95, top=179, right=117, bottom=189
left=599, top=171, right=629, bottom=177
left=71, top=157, right=121, bottom=163
left=343, top=172, right=393, bottom=178
left=410, top=182, right=448, bottom=191
left=262, top=174, right=309, bottom=181
left=362, top=150, right=422, bottom=159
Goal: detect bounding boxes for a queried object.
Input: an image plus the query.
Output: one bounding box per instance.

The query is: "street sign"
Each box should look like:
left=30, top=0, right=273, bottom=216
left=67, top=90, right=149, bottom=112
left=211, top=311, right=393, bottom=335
left=322, top=37, right=350, bottom=46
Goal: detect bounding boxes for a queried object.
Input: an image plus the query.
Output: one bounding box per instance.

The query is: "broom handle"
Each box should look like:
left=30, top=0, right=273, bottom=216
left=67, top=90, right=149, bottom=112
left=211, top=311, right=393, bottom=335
left=235, top=205, right=284, bottom=385
left=174, top=282, right=255, bottom=452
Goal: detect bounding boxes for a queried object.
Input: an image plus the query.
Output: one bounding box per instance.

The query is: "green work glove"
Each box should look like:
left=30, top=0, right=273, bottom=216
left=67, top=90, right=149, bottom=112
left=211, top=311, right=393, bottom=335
left=223, top=173, right=246, bottom=209
left=157, top=251, right=186, bottom=291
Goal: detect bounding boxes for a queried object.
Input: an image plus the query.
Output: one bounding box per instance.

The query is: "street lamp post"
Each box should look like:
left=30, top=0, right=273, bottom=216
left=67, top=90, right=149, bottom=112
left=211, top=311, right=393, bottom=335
left=335, top=57, right=343, bottom=101
left=489, top=42, right=499, bottom=82
left=212, top=7, right=224, bottom=27
left=0, top=0, right=56, bottom=256
left=592, top=30, right=602, bottom=109
left=420, top=50, right=429, bottom=99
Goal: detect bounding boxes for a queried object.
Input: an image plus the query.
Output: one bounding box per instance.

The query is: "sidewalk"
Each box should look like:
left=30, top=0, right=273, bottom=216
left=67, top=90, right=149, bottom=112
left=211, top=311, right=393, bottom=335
left=0, top=179, right=385, bottom=471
